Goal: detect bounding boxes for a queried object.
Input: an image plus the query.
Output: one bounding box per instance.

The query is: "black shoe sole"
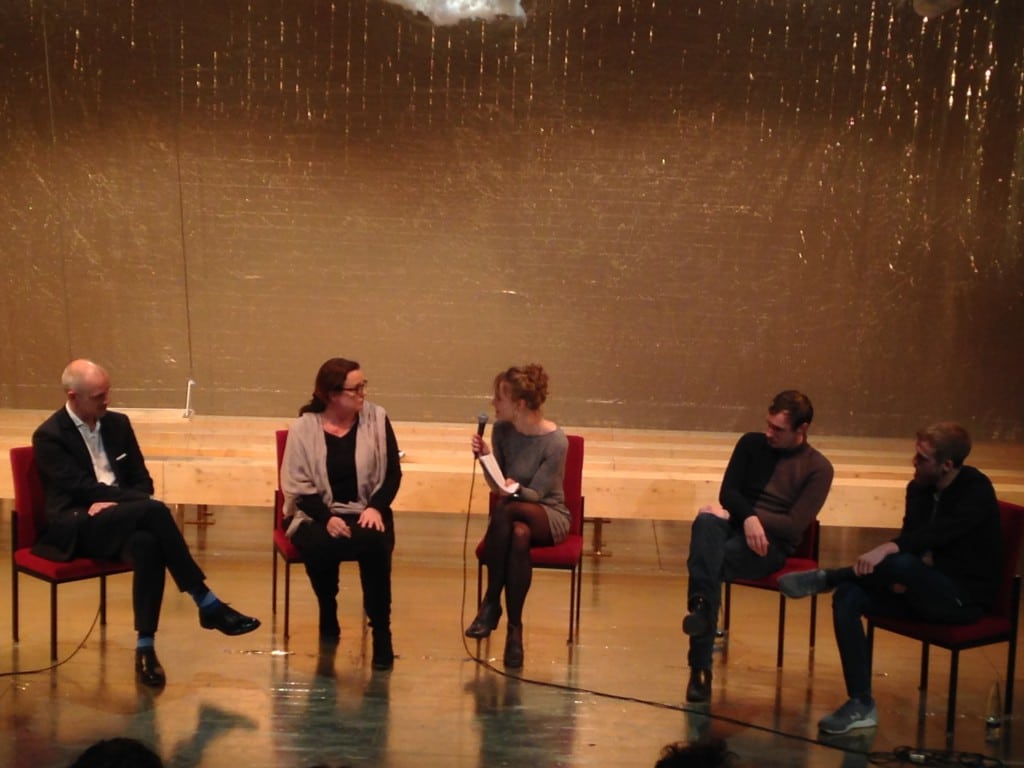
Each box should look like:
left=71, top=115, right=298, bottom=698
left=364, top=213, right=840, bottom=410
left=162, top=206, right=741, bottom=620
left=201, top=617, right=262, bottom=636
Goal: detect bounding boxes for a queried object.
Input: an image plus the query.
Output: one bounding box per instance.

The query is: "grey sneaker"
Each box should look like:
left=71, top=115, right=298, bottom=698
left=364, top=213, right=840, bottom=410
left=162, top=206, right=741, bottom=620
left=818, top=698, right=878, bottom=734
left=778, top=569, right=829, bottom=599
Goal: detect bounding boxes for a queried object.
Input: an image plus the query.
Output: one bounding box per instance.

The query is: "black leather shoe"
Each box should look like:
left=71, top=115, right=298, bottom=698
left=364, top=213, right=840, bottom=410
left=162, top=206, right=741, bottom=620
left=371, top=629, right=394, bottom=671
left=682, top=596, right=713, bottom=638
left=135, top=648, right=166, bottom=688
left=503, top=624, right=524, bottom=668
left=686, top=668, right=712, bottom=703
left=199, top=603, right=261, bottom=636
left=465, top=601, right=502, bottom=639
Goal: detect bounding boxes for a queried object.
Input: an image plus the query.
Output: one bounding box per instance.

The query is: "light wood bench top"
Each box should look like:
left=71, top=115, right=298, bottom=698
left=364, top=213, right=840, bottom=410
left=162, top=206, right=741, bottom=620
left=2, top=408, right=1022, bottom=527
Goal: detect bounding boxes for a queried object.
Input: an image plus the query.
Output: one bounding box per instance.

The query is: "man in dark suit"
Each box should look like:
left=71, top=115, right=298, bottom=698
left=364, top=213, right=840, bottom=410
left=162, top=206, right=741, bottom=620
left=32, top=359, right=260, bottom=688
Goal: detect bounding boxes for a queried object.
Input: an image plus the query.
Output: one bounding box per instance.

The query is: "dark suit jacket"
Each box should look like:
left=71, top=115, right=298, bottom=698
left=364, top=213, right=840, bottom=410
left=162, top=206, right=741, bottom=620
left=31, top=407, right=155, bottom=561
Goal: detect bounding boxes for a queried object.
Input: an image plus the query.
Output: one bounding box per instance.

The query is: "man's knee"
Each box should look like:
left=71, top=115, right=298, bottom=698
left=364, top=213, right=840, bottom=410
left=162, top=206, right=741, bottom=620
left=873, top=552, right=923, bottom=581
left=690, top=512, right=726, bottom=545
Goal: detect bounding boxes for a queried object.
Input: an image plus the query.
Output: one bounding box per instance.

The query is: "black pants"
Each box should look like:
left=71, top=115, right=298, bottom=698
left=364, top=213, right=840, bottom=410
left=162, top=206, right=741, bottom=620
left=831, top=554, right=982, bottom=699
left=290, top=514, right=394, bottom=635
left=686, top=513, right=786, bottom=668
left=77, top=499, right=206, bottom=635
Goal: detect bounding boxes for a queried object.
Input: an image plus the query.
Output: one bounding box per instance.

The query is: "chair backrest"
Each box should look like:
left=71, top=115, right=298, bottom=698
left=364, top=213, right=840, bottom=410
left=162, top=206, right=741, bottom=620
left=275, top=429, right=288, bottom=487
left=564, top=435, right=585, bottom=536
left=792, top=519, right=821, bottom=561
left=993, top=500, right=1024, bottom=618
left=10, top=446, right=46, bottom=550
left=274, top=430, right=289, bottom=529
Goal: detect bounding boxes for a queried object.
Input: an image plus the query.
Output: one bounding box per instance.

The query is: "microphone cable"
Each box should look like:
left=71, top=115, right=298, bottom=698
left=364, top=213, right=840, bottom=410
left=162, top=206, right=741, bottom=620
left=0, top=605, right=102, bottom=678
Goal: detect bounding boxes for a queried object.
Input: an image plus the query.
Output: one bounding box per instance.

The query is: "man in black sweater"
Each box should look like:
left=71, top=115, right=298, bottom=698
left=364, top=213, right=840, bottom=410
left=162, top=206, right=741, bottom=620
left=780, top=421, right=1001, bottom=734
left=682, top=390, right=834, bottom=703
left=32, top=359, right=260, bottom=688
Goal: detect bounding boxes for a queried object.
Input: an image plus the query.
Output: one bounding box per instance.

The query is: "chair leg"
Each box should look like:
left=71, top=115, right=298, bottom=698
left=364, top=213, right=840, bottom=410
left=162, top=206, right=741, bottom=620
left=50, top=582, right=58, bottom=661
left=284, top=561, right=292, bottom=640
left=11, top=566, right=18, bottom=643
left=722, top=582, right=732, bottom=633
left=1007, top=633, right=1018, bottom=718
left=575, top=556, right=583, bottom=643
left=567, top=566, right=577, bottom=645
left=946, top=650, right=960, bottom=742
left=272, top=548, right=279, bottom=616
left=99, top=575, right=108, bottom=625
left=919, top=642, right=930, bottom=691
left=776, top=594, right=786, bottom=668
left=809, top=594, right=817, bottom=649
left=1007, top=580, right=1020, bottom=718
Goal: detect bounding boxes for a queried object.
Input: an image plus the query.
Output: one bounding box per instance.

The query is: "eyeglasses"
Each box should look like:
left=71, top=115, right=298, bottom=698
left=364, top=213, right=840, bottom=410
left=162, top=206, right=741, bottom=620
left=342, top=382, right=368, bottom=395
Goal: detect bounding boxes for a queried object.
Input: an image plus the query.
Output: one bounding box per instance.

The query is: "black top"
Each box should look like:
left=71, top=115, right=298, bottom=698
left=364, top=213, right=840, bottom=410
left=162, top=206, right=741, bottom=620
left=719, top=432, right=834, bottom=552
left=894, top=465, right=1001, bottom=608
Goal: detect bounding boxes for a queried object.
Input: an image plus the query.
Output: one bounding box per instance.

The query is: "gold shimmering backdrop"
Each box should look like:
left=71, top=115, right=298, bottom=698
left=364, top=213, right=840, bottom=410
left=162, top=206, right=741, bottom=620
left=0, top=0, right=1021, bottom=438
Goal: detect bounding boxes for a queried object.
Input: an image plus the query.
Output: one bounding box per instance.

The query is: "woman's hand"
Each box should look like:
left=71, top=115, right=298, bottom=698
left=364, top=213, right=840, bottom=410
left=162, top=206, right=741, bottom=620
left=471, top=434, right=490, bottom=457
left=358, top=507, right=385, bottom=532
left=326, top=516, right=352, bottom=539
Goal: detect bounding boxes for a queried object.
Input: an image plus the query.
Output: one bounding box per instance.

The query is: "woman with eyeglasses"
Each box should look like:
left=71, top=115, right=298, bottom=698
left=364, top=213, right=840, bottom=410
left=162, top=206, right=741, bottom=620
left=465, top=363, right=569, bottom=667
left=281, top=357, right=401, bottom=670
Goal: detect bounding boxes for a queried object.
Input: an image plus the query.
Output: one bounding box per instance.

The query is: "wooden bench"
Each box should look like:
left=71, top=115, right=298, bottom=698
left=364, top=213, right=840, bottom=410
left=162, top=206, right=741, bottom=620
left=2, top=409, right=1023, bottom=537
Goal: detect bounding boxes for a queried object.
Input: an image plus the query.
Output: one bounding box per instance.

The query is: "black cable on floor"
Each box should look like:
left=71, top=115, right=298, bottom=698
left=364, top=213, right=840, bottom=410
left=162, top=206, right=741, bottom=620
left=0, top=605, right=102, bottom=679
left=867, top=747, right=1004, bottom=766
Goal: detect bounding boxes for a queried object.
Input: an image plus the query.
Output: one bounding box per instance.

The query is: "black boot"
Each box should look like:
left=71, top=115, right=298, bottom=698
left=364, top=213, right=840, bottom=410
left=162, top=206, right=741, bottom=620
left=503, top=624, right=524, bottom=668
left=372, top=628, right=394, bottom=671
left=465, top=601, right=503, bottom=639
left=686, top=668, right=712, bottom=703
left=318, top=597, right=340, bottom=643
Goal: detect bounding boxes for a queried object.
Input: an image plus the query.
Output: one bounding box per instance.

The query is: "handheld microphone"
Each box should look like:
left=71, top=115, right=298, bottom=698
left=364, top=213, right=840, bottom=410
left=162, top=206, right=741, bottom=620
left=474, top=412, right=489, bottom=457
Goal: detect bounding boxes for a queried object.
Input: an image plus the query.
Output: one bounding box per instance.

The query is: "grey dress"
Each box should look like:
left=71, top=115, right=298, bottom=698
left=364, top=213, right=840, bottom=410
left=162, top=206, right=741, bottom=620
left=488, top=420, right=570, bottom=543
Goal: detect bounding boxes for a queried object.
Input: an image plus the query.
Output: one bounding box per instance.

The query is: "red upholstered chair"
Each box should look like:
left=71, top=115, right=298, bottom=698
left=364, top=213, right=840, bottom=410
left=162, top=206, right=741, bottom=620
left=271, top=429, right=304, bottom=639
left=866, top=499, right=1024, bottom=741
left=475, top=434, right=585, bottom=644
left=10, top=446, right=133, bottom=661
left=722, top=519, right=821, bottom=667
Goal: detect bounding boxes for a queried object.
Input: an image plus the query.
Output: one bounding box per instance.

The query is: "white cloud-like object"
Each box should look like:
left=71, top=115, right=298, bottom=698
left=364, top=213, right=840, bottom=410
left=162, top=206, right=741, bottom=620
left=387, top=0, right=526, bottom=26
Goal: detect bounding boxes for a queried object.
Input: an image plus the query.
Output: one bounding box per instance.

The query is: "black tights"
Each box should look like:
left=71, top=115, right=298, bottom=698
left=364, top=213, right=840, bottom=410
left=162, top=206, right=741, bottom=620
left=481, top=499, right=553, bottom=626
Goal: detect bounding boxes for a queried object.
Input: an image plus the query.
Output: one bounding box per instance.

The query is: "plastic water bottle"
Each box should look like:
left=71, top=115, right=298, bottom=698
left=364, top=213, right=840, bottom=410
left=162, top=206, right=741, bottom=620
left=985, top=680, right=1003, bottom=742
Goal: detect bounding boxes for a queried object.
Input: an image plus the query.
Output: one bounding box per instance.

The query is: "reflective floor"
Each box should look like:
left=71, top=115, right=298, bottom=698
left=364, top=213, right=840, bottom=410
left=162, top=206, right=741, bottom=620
left=1, top=509, right=1020, bottom=767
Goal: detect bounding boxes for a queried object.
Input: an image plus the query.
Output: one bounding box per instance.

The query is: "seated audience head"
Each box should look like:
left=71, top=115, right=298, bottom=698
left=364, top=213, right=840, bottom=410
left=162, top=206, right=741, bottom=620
left=299, top=358, right=363, bottom=415
left=493, top=363, right=549, bottom=413
left=765, top=390, right=814, bottom=450
left=654, top=738, right=736, bottom=767
left=68, top=737, right=163, bottom=768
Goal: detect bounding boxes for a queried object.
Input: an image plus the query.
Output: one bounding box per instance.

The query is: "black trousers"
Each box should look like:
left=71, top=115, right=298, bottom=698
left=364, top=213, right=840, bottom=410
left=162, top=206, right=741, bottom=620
left=686, top=513, right=786, bottom=668
left=290, top=514, right=394, bottom=634
left=77, top=499, right=207, bottom=635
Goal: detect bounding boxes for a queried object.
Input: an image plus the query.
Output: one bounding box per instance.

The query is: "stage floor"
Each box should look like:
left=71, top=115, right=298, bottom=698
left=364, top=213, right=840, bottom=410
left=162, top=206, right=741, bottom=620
left=1, top=509, right=1020, bottom=767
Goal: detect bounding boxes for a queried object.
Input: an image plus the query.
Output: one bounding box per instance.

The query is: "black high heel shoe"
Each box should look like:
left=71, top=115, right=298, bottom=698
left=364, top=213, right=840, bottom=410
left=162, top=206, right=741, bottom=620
left=465, top=601, right=502, bottom=638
